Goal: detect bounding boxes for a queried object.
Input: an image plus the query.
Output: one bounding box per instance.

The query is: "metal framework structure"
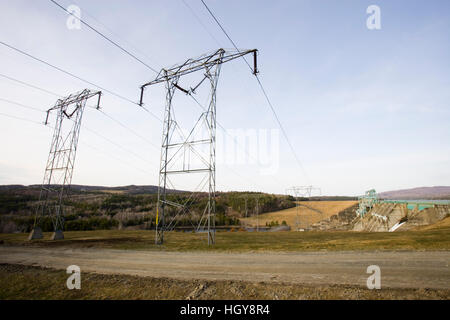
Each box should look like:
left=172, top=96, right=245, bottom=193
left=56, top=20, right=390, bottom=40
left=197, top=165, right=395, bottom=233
left=286, top=186, right=321, bottom=231
left=139, top=48, right=258, bottom=245
left=240, top=194, right=263, bottom=231
left=356, top=189, right=379, bottom=217
left=29, top=89, right=102, bottom=240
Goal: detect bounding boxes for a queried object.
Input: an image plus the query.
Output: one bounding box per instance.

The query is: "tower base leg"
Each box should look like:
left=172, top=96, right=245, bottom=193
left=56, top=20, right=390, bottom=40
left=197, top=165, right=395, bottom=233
left=28, top=227, right=43, bottom=240
left=51, top=230, right=64, bottom=240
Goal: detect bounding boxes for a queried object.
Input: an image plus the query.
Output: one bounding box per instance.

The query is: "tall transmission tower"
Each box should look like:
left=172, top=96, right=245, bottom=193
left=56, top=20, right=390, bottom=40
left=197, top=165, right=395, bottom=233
left=29, top=89, right=102, bottom=240
left=286, top=186, right=321, bottom=231
left=139, top=48, right=258, bottom=245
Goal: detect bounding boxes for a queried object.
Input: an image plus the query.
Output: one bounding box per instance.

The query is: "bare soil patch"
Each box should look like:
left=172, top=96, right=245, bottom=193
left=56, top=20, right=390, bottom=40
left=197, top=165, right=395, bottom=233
left=0, top=246, right=449, bottom=290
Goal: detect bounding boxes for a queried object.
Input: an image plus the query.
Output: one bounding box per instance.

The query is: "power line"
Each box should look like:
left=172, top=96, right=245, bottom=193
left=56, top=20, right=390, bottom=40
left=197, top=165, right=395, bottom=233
left=2, top=70, right=161, bottom=151
left=83, top=105, right=161, bottom=153
left=48, top=2, right=267, bottom=179
left=81, top=125, right=155, bottom=166
left=0, top=41, right=132, bottom=104
left=200, top=1, right=252, bottom=70
left=254, top=75, right=311, bottom=183
left=177, top=6, right=281, bottom=183
left=1, top=71, right=162, bottom=152
left=0, top=107, right=154, bottom=176
left=199, top=0, right=311, bottom=184
left=173, top=6, right=287, bottom=187
left=44, top=3, right=284, bottom=193
left=181, top=0, right=222, bottom=47
left=0, top=111, right=43, bottom=125
left=80, top=139, right=153, bottom=176
left=1, top=87, right=270, bottom=194
left=0, top=97, right=46, bottom=113
left=0, top=40, right=162, bottom=122
left=0, top=73, right=63, bottom=97
left=49, top=0, right=159, bottom=74
left=52, top=4, right=276, bottom=193
left=65, top=0, right=162, bottom=70
left=48, top=0, right=165, bottom=121
left=0, top=112, right=151, bottom=174
left=188, top=93, right=288, bottom=188
left=97, top=109, right=160, bottom=151
left=50, top=0, right=248, bottom=135
left=0, top=78, right=161, bottom=180
left=0, top=95, right=156, bottom=168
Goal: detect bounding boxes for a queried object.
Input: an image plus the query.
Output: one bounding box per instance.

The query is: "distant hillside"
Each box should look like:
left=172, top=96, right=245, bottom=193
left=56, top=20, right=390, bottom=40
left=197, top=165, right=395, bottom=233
left=309, top=196, right=358, bottom=201
left=0, top=184, right=182, bottom=195
left=1, top=185, right=449, bottom=199
left=378, top=186, right=450, bottom=200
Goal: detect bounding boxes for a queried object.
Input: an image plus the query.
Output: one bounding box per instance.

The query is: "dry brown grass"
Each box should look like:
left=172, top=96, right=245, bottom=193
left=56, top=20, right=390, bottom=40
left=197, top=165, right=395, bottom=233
left=2, top=221, right=449, bottom=252
left=241, top=201, right=357, bottom=228
left=413, top=216, right=450, bottom=231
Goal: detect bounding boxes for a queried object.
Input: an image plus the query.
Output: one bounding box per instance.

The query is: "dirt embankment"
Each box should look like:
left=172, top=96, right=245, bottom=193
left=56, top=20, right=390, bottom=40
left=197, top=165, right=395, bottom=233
left=352, top=204, right=450, bottom=232
left=310, top=204, right=359, bottom=231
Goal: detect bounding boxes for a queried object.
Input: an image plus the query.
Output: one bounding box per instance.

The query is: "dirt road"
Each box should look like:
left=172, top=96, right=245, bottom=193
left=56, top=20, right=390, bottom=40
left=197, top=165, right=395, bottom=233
left=0, top=246, right=449, bottom=289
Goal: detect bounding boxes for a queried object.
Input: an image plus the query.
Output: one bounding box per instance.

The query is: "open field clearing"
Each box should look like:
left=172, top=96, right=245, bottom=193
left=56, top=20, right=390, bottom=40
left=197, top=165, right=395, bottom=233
left=241, top=201, right=357, bottom=228
left=1, top=226, right=450, bottom=252
left=1, top=263, right=448, bottom=300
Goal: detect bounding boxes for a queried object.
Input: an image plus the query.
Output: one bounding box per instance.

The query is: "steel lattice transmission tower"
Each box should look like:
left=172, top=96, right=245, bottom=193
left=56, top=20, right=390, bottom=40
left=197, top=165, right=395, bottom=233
left=29, top=89, right=102, bottom=240
left=240, top=194, right=263, bottom=231
left=139, top=48, right=258, bottom=245
left=286, top=186, right=321, bottom=231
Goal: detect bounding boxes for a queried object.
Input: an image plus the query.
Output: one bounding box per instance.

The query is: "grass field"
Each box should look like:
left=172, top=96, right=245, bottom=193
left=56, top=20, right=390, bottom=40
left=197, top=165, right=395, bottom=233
left=1, top=263, right=448, bottom=300
left=1, top=222, right=449, bottom=252
left=241, top=201, right=357, bottom=228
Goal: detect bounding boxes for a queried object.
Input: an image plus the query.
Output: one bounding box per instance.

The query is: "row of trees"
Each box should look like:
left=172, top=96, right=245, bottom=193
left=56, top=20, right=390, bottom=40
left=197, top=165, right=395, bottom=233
left=223, top=192, right=295, bottom=217
left=0, top=191, right=295, bottom=232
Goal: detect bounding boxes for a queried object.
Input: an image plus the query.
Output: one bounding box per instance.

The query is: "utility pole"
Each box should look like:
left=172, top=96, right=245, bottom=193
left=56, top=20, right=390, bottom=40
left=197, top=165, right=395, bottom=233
left=29, top=89, right=102, bottom=240
left=256, top=197, right=259, bottom=232
left=139, top=48, right=258, bottom=245
left=245, top=197, right=248, bottom=218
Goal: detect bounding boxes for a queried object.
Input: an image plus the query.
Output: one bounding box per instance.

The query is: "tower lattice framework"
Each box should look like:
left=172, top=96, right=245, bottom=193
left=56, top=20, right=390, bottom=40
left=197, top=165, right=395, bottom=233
left=140, top=48, right=258, bottom=245
left=29, top=89, right=101, bottom=240
left=286, top=186, right=322, bottom=231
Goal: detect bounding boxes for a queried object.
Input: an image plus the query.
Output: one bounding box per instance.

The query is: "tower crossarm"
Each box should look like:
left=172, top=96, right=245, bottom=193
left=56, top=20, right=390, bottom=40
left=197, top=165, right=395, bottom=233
left=139, top=48, right=257, bottom=106
left=45, top=89, right=102, bottom=124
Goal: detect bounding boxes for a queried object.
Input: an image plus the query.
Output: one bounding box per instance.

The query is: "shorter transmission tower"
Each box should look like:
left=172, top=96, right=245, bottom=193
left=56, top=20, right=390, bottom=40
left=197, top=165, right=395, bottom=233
left=240, top=194, right=263, bottom=231
left=286, top=186, right=321, bottom=231
left=29, top=89, right=102, bottom=240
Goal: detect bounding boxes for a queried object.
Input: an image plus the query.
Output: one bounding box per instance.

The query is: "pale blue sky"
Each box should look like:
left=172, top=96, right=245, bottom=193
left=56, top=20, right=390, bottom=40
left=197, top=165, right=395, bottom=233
left=0, top=0, right=449, bottom=195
